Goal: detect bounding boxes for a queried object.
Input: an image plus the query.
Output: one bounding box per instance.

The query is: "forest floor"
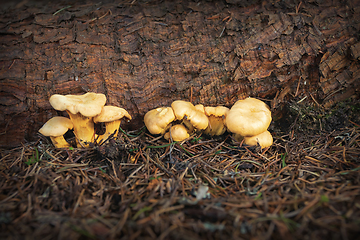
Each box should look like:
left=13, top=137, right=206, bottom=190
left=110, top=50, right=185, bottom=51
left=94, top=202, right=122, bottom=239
left=1, top=96, right=359, bottom=240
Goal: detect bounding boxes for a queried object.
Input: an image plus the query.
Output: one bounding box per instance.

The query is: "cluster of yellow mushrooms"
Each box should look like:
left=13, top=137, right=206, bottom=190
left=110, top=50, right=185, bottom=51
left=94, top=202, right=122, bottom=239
left=39, top=93, right=131, bottom=148
left=144, top=98, right=273, bottom=149
left=39, top=93, right=273, bottom=149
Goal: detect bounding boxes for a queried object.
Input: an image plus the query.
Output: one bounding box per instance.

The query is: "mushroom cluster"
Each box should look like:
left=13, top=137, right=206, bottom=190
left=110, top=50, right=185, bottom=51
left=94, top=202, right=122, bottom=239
left=144, top=100, right=229, bottom=142
left=144, top=98, right=273, bottom=149
left=39, top=92, right=131, bottom=148
left=226, top=98, right=273, bottom=149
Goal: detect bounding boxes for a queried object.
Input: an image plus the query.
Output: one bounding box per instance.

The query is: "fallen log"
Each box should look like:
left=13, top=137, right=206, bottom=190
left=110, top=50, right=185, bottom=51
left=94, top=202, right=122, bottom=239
left=0, top=0, right=359, bottom=147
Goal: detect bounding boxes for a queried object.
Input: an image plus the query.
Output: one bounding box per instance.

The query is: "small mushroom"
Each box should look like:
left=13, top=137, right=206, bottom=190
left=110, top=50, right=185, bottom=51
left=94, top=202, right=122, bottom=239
left=243, top=130, right=273, bottom=149
left=49, top=92, right=106, bottom=147
left=93, top=106, right=132, bottom=144
left=203, top=106, right=229, bottom=136
left=171, top=100, right=209, bottom=131
left=39, top=116, right=73, bottom=148
left=144, top=107, right=175, bottom=135
left=226, top=97, right=272, bottom=137
left=164, top=124, right=190, bottom=141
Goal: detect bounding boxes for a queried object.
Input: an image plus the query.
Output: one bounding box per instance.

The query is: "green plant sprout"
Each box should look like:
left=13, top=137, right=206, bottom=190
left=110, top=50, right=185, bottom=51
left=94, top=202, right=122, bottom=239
left=281, top=153, right=287, bottom=168
left=25, top=147, right=41, bottom=166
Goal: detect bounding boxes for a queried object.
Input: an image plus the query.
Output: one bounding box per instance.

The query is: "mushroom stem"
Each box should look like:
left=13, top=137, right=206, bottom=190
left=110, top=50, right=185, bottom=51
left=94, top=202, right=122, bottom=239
left=233, top=133, right=244, bottom=143
left=182, top=118, right=195, bottom=133
left=204, top=115, right=227, bottom=136
left=68, top=112, right=95, bottom=147
left=97, top=120, right=121, bottom=144
left=50, top=136, right=71, bottom=148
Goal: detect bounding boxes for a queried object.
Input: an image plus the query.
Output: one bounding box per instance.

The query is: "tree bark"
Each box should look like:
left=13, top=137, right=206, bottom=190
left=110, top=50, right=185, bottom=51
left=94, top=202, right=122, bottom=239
left=0, top=0, right=359, bottom=148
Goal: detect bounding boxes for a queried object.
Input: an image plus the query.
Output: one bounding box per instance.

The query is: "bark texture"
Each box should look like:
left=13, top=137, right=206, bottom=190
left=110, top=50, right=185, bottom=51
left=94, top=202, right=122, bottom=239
left=0, top=0, right=359, bottom=147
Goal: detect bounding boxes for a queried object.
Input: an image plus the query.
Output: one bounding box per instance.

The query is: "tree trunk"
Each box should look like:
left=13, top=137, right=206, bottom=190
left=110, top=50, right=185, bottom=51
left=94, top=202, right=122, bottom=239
left=0, top=0, right=359, bottom=148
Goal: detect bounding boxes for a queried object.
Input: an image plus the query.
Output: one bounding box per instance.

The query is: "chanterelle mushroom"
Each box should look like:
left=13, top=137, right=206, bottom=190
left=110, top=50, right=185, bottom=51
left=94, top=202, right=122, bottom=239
left=171, top=100, right=209, bottom=131
left=49, top=92, right=106, bottom=147
left=164, top=124, right=190, bottom=142
left=203, top=106, right=229, bottom=136
left=234, top=130, right=273, bottom=149
left=93, top=106, right=132, bottom=144
left=144, top=107, right=175, bottom=135
left=39, top=116, right=73, bottom=148
left=226, top=98, right=272, bottom=137
left=243, top=130, right=273, bottom=149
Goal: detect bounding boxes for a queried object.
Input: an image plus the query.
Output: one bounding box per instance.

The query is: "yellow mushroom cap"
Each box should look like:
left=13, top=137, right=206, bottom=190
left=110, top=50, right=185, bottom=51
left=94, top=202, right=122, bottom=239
left=244, top=130, right=273, bottom=148
left=171, top=101, right=194, bottom=120
left=226, top=98, right=272, bottom=137
left=164, top=124, right=190, bottom=141
left=49, top=92, right=107, bottom=117
left=144, top=107, right=176, bottom=135
left=93, top=106, right=132, bottom=123
left=194, top=104, right=205, bottom=113
left=39, top=116, right=73, bottom=137
left=171, top=100, right=208, bottom=130
left=204, top=106, right=229, bottom=117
